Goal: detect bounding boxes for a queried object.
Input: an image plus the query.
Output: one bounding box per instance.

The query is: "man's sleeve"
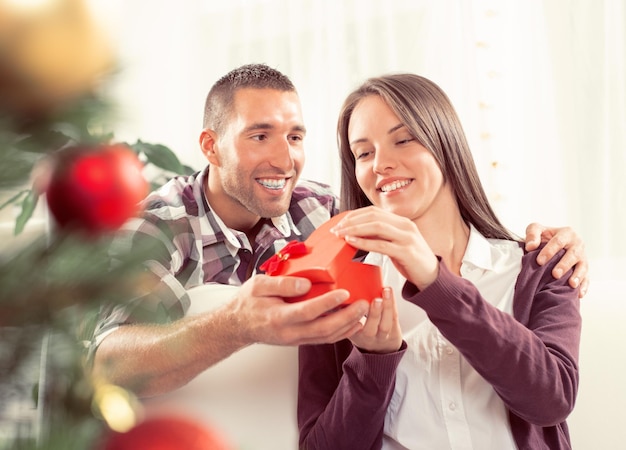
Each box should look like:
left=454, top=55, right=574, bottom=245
left=85, top=217, right=191, bottom=363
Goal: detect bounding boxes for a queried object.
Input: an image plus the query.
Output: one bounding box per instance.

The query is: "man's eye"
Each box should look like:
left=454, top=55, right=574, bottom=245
left=252, top=134, right=267, bottom=141
left=289, top=135, right=304, bottom=142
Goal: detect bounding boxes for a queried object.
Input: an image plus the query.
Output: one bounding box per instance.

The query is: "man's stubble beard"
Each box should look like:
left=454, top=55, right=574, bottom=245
left=221, top=171, right=293, bottom=219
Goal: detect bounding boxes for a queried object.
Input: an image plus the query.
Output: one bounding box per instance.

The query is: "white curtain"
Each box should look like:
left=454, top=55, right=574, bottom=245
left=95, top=0, right=625, bottom=261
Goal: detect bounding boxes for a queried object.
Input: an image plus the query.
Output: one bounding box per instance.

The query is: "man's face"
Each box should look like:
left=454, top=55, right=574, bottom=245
left=208, top=88, right=306, bottom=228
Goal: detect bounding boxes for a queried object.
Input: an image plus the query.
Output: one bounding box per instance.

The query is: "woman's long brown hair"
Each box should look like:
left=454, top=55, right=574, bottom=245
left=337, top=73, right=517, bottom=241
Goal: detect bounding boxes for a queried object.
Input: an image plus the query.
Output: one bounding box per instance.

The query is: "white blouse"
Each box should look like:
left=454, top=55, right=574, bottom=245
left=364, top=226, right=523, bottom=450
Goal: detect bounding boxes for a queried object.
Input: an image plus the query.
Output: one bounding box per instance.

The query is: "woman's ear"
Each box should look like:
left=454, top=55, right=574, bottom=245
left=199, top=129, right=219, bottom=165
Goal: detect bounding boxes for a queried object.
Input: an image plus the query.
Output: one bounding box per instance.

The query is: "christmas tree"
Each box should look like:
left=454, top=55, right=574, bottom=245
left=0, top=1, right=229, bottom=448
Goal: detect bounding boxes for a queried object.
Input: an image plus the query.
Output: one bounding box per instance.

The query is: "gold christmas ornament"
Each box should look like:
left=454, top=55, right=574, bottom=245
left=0, top=0, right=115, bottom=116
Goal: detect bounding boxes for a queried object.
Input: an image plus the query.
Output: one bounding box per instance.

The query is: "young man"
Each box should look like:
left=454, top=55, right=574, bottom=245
left=91, top=64, right=588, bottom=398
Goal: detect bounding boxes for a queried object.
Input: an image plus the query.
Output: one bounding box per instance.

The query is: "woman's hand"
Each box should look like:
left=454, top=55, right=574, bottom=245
left=331, top=206, right=439, bottom=290
left=349, top=287, right=403, bottom=354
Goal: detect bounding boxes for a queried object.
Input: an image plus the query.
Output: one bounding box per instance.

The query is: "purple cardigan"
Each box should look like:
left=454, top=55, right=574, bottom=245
left=297, top=247, right=581, bottom=450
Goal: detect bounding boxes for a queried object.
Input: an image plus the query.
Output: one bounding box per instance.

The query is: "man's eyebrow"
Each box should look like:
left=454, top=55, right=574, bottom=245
left=243, top=123, right=274, bottom=133
left=292, top=125, right=307, bottom=134
left=242, top=123, right=307, bottom=134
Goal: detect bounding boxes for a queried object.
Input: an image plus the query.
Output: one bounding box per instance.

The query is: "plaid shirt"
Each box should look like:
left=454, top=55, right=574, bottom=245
left=90, top=166, right=339, bottom=351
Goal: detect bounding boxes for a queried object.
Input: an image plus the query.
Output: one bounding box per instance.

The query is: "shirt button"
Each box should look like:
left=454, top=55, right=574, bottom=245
left=445, top=347, right=454, bottom=355
left=449, top=402, right=457, bottom=411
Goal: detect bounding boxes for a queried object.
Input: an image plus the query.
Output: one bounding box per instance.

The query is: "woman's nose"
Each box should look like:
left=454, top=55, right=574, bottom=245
left=373, top=148, right=395, bottom=173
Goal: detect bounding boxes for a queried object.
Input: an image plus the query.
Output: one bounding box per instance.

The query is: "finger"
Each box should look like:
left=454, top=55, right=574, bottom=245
left=550, top=244, right=584, bottom=279
left=346, top=220, right=408, bottom=243
left=254, top=274, right=312, bottom=298
left=297, top=301, right=368, bottom=344
left=334, top=206, right=380, bottom=229
left=360, top=298, right=383, bottom=337
left=343, top=234, right=414, bottom=262
left=524, top=222, right=544, bottom=251
left=536, top=231, right=570, bottom=266
left=290, top=289, right=351, bottom=321
left=568, top=258, right=588, bottom=290
left=578, top=277, right=590, bottom=299
left=334, top=208, right=408, bottom=240
left=311, top=321, right=364, bottom=345
left=376, top=288, right=396, bottom=336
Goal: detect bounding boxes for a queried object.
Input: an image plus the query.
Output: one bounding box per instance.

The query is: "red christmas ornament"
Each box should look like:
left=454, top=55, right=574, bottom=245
left=45, top=144, right=148, bottom=235
left=101, top=416, right=233, bottom=450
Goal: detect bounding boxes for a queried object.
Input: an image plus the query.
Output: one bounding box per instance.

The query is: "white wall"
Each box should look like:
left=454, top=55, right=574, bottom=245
left=89, top=0, right=625, bottom=260
left=567, top=258, right=626, bottom=449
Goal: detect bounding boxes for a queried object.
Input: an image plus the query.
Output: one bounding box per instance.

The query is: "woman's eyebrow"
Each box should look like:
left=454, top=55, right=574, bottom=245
left=388, top=123, right=405, bottom=134
left=350, top=123, right=405, bottom=146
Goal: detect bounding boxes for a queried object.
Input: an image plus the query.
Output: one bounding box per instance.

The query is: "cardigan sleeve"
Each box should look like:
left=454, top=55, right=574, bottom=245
left=402, top=248, right=581, bottom=427
left=297, top=339, right=406, bottom=450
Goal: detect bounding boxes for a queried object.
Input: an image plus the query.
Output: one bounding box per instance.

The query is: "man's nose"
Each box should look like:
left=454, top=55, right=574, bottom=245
left=270, top=138, right=296, bottom=171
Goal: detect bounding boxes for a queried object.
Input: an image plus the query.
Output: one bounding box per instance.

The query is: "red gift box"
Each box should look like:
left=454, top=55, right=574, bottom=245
left=260, top=211, right=383, bottom=304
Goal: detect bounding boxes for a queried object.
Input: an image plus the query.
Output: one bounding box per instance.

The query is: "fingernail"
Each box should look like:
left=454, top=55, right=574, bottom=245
left=537, top=255, right=546, bottom=265
left=295, top=279, right=310, bottom=293
left=554, top=268, right=563, bottom=278
left=373, top=297, right=383, bottom=308
left=573, top=277, right=580, bottom=288
left=330, top=222, right=344, bottom=234
left=345, top=235, right=357, bottom=243
left=336, top=291, right=350, bottom=304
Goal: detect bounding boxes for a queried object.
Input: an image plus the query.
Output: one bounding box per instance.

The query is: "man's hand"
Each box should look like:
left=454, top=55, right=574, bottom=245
left=230, top=275, right=369, bottom=346
left=525, top=223, right=589, bottom=298
left=94, top=277, right=369, bottom=398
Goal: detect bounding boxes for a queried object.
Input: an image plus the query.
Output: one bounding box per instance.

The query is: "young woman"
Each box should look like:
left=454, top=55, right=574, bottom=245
left=297, top=74, right=581, bottom=450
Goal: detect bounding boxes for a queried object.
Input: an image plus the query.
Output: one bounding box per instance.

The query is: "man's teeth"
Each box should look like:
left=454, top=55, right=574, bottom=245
left=380, top=179, right=411, bottom=193
left=258, top=178, right=286, bottom=189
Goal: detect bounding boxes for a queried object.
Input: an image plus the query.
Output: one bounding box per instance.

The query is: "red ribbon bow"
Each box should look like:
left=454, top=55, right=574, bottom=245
left=260, top=240, right=308, bottom=275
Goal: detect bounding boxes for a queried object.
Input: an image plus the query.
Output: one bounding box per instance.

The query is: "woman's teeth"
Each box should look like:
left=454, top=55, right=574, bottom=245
left=380, top=179, right=411, bottom=193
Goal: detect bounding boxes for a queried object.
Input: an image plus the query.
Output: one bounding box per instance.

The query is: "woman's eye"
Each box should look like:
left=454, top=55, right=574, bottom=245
left=396, top=138, right=414, bottom=145
left=355, top=150, right=371, bottom=160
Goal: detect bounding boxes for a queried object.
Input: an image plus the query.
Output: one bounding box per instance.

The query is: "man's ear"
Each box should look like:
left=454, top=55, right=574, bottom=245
left=199, top=129, right=220, bottom=165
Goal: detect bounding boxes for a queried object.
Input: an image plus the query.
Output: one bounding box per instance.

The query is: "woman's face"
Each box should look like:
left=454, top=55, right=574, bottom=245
left=348, top=95, right=445, bottom=221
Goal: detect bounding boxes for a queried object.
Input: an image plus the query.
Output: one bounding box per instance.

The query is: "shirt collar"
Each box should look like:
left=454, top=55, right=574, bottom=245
left=200, top=166, right=297, bottom=246
left=271, top=214, right=297, bottom=238
left=462, top=225, right=495, bottom=271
